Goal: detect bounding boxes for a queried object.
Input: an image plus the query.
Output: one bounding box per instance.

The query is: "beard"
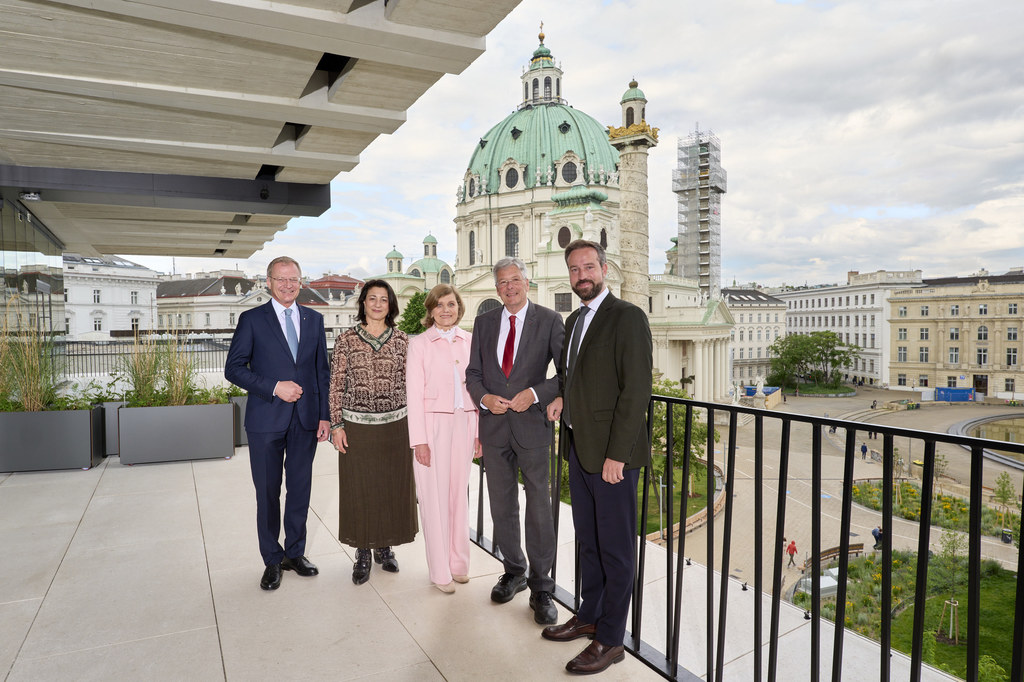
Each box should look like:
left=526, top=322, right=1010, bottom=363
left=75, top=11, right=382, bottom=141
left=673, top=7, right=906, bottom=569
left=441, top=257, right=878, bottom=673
left=571, top=278, right=604, bottom=302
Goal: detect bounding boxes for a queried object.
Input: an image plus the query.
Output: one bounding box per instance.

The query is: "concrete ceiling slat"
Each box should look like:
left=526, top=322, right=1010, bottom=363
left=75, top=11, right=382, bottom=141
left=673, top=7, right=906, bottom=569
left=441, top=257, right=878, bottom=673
left=329, top=59, right=441, bottom=111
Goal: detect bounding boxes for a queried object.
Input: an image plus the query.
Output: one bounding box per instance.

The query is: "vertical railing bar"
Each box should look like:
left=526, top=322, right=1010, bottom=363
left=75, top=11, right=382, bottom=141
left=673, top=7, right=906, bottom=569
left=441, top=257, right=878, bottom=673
left=633, top=401, right=656, bottom=649
left=705, top=406, right=716, bottom=681
left=1012, top=467, right=1024, bottom=682
left=811, top=422, right=822, bottom=682
left=549, top=426, right=560, bottom=578
left=830, top=429, right=857, bottom=682
left=670, top=402, right=693, bottom=669
left=662, top=401, right=675, bottom=656
left=714, top=411, right=739, bottom=681
left=754, top=413, right=764, bottom=682
left=768, top=418, right=792, bottom=682
left=909, top=440, right=936, bottom=682
left=966, top=445, right=983, bottom=682
left=880, top=434, right=894, bottom=682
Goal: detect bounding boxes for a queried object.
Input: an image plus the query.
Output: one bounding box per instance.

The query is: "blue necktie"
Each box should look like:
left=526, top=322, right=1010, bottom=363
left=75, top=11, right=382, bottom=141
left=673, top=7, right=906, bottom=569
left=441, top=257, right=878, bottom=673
left=284, top=308, right=298, bottom=362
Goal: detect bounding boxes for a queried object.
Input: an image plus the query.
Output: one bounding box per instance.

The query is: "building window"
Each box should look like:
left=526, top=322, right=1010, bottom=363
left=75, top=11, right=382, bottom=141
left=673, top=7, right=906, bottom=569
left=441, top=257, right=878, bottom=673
left=947, top=376, right=958, bottom=388
left=93, top=318, right=102, bottom=331
left=871, top=294, right=875, bottom=304
left=950, top=304, right=959, bottom=316
left=1010, top=303, right=1018, bottom=315
left=186, top=314, right=192, bottom=327
left=1008, top=327, right=1018, bottom=341
left=205, top=313, right=211, bottom=327
left=898, top=306, right=907, bottom=317
left=158, top=314, right=164, bottom=327
left=919, top=328, right=929, bottom=340
left=919, top=375, right=929, bottom=387
left=978, top=304, right=988, bottom=315
left=65, top=317, right=70, bottom=333
left=130, top=290, right=139, bottom=304
left=176, top=314, right=183, bottom=326
left=532, top=78, right=538, bottom=100
left=977, top=348, right=988, bottom=365
left=440, top=270, right=451, bottom=284
left=739, top=330, right=744, bottom=341
left=554, top=293, right=572, bottom=313
left=920, top=306, right=929, bottom=316
left=229, top=313, right=236, bottom=326
left=898, top=374, right=907, bottom=386
left=557, top=226, right=571, bottom=248
left=92, top=289, right=101, bottom=303
left=919, top=347, right=929, bottom=362
left=469, top=231, right=476, bottom=265
left=505, top=168, right=519, bottom=189
left=978, top=325, right=988, bottom=341
left=897, top=346, right=907, bottom=362
left=949, top=347, right=959, bottom=363
left=739, top=348, right=744, bottom=359
left=897, top=328, right=907, bottom=340
left=600, top=228, right=608, bottom=249
left=544, top=76, right=551, bottom=98
left=1008, top=348, right=1018, bottom=366
left=870, top=334, right=875, bottom=348
left=505, top=224, right=519, bottom=257
left=626, top=107, right=635, bottom=126
left=561, top=161, right=578, bottom=183
left=949, top=328, right=960, bottom=340
left=1007, top=378, right=1016, bottom=393
left=131, top=317, right=140, bottom=333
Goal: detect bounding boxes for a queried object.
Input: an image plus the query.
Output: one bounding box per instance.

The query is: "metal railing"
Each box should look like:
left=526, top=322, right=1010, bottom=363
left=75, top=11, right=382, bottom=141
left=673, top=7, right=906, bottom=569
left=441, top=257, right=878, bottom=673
left=470, top=397, right=1024, bottom=681
left=57, top=339, right=232, bottom=377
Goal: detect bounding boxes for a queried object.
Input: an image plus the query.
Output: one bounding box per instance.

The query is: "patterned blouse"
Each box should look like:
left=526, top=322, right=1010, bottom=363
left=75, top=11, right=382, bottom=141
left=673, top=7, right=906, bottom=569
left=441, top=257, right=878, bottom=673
left=329, top=325, right=409, bottom=426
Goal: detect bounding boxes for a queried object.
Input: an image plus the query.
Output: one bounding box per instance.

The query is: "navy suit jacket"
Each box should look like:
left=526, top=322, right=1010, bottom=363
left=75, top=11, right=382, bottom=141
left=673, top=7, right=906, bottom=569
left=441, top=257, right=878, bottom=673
left=225, top=301, right=330, bottom=433
left=466, top=301, right=564, bottom=450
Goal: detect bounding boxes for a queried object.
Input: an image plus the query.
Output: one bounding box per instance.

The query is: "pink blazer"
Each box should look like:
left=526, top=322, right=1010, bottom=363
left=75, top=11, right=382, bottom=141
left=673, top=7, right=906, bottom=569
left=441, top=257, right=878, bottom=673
left=406, top=326, right=478, bottom=447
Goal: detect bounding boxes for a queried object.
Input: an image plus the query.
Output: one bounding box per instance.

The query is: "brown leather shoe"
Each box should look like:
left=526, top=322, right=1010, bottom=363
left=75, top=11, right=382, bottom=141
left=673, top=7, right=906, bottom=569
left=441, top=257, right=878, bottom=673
left=565, top=640, right=625, bottom=675
left=541, top=615, right=596, bottom=642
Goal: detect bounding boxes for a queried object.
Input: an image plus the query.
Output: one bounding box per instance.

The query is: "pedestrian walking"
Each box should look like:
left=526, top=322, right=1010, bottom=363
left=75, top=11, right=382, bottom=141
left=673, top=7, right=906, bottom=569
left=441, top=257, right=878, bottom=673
left=861, top=442, right=868, bottom=460
left=786, top=540, right=798, bottom=567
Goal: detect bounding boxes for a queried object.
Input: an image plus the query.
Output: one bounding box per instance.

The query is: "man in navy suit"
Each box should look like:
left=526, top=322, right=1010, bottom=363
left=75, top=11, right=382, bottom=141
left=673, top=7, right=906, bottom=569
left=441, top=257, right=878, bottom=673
left=225, top=256, right=330, bottom=590
left=543, top=240, right=652, bottom=675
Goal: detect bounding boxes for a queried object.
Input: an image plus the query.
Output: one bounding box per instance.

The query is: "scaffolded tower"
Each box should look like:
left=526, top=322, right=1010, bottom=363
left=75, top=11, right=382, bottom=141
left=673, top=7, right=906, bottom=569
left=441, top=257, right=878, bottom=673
left=672, top=128, right=727, bottom=300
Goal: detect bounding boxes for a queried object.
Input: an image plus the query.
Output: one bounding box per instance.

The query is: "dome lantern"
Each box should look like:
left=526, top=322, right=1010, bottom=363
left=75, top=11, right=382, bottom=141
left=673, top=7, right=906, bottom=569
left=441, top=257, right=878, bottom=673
left=521, top=24, right=564, bottom=108
left=620, top=79, right=647, bottom=128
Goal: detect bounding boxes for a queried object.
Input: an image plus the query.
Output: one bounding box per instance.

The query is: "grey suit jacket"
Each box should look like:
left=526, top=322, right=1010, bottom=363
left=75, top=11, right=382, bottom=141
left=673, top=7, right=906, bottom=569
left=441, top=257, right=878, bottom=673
left=557, top=293, right=652, bottom=473
left=466, top=301, right=564, bottom=450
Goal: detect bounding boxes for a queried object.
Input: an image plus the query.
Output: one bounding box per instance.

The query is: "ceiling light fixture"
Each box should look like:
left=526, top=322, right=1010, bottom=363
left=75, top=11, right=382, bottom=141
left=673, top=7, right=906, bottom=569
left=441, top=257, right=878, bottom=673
left=19, top=191, right=41, bottom=201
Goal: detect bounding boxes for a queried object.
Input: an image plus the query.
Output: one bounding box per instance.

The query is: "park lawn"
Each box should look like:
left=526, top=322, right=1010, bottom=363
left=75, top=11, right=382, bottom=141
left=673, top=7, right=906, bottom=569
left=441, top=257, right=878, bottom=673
left=788, top=383, right=853, bottom=395
left=890, top=570, right=1017, bottom=679
left=639, top=465, right=708, bottom=535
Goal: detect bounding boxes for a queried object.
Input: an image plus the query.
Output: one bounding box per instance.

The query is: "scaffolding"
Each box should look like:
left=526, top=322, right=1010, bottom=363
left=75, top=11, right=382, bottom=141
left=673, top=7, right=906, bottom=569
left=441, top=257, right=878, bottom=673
left=672, top=128, right=727, bottom=300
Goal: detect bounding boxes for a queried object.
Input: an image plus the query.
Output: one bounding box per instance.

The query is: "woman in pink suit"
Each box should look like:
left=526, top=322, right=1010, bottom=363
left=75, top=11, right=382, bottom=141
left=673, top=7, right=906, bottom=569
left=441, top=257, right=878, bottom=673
left=406, top=284, right=480, bottom=593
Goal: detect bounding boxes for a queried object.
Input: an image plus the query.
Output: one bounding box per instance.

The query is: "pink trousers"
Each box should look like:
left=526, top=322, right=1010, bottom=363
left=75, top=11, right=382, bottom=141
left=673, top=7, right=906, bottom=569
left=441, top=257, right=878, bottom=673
left=413, top=408, right=475, bottom=586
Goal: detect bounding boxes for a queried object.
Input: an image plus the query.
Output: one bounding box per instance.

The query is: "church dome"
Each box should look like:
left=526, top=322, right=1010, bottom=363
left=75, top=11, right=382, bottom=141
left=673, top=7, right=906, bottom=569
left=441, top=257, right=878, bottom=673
left=462, top=35, right=618, bottom=198
left=621, top=79, right=646, bottom=103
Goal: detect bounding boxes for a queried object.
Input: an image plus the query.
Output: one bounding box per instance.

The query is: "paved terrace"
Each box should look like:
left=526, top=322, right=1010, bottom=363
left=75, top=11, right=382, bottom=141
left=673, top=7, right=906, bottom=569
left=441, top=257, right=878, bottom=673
left=1, top=389, right=980, bottom=680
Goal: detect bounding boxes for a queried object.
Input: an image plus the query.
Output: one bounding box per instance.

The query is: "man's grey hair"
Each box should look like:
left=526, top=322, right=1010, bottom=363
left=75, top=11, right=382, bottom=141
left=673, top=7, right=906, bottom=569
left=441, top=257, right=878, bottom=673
left=492, top=257, right=528, bottom=283
left=267, top=256, right=301, bottom=278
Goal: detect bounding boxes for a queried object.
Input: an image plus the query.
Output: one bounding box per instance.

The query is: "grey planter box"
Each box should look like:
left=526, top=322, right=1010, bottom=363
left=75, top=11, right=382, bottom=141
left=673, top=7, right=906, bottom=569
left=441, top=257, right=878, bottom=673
left=102, top=400, right=125, bottom=455
left=230, top=395, right=248, bottom=446
left=118, top=403, right=233, bottom=465
left=0, top=405, right=104, bottom=472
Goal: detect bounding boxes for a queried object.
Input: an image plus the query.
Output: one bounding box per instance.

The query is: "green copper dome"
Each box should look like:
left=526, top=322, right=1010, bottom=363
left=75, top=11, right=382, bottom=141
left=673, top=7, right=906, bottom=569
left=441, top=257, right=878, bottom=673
left=621, top=79, right=645, bottom=103
left=422, top=234, right=437, bottom=244
left=386, top=247, right=403, bottom=259
left=465, top=105, right=618, bottom=196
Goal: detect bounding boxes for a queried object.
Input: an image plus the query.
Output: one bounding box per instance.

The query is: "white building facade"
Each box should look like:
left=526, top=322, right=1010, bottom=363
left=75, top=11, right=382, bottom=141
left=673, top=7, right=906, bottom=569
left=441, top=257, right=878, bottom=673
left=63, top=254, right=161, bottom=339
left=722, top=288, right=786, bottom=385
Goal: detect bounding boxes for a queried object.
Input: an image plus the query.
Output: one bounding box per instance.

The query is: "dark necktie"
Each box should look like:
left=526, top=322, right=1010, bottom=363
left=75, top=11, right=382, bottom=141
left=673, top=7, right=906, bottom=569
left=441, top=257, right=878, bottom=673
left=563, top=306, right=590, bottom=428
left=284, top=308, right=298, bottom=362
left=502, top=314, right=516, bottom=377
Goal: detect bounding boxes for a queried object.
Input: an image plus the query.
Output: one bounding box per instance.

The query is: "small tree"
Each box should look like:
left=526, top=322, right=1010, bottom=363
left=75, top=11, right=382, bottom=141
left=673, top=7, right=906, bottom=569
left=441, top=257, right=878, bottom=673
left=992, top=472, right=1017, bottom=528
left=397, top=291, right=427, bottom=335
left=977, top=654, right=1009, bottom=682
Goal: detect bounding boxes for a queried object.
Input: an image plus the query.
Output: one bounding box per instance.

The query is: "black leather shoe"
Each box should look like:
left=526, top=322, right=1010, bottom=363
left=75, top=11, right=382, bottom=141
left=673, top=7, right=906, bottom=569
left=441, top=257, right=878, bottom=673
left=373, top=547, right=399, bottom=573
left=490, top=573, right=528, bottom=603
left=281, top=555, right=319, bottom=577
left=260, top=563, right=282, bottom=590
left=352, top=548, right=372, bottom=585
left=565, top=640, right=625, bottom=674
left=542, top=616, right=597, bottom=642
left=529, top=590, right=558, bottom=624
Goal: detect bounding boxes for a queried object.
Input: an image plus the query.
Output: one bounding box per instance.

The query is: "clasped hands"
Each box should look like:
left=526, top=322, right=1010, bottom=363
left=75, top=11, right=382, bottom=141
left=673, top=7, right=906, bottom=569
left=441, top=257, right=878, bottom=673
left=482, top=389, right=534, bottom=414
left=276, top=381, right=330, bottom=443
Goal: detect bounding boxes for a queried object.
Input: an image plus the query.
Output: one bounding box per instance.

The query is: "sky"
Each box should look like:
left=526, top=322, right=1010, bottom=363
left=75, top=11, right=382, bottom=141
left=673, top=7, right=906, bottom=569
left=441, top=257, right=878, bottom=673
left=129, top=0, right=1024, bottom=288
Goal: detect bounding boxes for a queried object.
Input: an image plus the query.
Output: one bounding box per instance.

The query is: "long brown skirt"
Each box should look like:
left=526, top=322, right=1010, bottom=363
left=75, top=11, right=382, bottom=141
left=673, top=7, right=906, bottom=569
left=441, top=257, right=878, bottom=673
left=338, top=417, right=418, bottom=548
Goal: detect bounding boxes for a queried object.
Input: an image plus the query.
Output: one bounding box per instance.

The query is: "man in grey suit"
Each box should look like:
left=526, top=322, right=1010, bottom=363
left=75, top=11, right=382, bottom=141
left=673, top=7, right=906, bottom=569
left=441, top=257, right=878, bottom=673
left=466, top=257, right=564, bottom=625
left=543, top=240, right=652, bottom=675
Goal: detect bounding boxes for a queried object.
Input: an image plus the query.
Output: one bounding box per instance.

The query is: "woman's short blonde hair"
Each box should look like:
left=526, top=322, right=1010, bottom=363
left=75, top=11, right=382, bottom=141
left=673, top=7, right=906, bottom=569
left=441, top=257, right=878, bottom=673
left=422, top=284, right=465, bottom=328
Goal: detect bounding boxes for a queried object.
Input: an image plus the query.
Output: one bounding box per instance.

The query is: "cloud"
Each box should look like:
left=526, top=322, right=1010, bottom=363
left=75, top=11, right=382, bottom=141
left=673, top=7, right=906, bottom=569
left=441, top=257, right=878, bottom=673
left=125, top=0, right=1024, bottom=287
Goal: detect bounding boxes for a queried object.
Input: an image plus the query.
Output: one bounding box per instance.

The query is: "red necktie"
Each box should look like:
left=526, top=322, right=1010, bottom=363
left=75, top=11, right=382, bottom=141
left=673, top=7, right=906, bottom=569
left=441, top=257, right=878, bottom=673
left=502, top=315, right=516, bottom=377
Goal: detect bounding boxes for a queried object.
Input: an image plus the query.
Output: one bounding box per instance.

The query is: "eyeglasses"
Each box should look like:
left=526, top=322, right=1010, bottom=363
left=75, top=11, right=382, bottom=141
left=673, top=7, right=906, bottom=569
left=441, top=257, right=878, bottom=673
left=270, top=277, right=300, bottom=285
left=497, top=278, right=525, bottom=288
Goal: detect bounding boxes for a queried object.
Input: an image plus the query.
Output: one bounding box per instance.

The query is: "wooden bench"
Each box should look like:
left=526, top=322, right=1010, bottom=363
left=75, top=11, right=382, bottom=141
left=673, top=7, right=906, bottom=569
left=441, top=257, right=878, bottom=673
left=801, top=542, right=865, bottom=572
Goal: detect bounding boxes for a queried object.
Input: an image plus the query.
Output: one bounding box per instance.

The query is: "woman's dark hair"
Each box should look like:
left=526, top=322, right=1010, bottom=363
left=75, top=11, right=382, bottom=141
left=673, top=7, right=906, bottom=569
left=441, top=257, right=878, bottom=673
left=356, top=279, right=399, bottom=327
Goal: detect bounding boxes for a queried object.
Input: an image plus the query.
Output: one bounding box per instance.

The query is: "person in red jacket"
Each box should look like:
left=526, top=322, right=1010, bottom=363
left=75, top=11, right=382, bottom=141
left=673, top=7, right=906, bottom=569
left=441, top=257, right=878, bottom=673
left=786, top=540, right=798, bottom=567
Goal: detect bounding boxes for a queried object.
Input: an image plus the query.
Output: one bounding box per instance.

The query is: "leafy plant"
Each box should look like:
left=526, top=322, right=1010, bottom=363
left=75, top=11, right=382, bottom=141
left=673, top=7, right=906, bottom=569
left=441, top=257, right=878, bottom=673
left=397, top=291, right=427, bottom=335
left=5, top=316, right=61, bottom=412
